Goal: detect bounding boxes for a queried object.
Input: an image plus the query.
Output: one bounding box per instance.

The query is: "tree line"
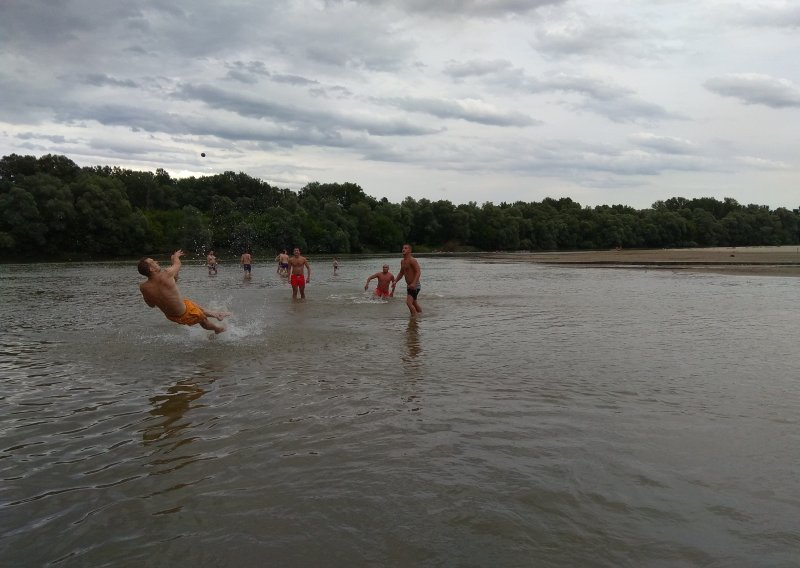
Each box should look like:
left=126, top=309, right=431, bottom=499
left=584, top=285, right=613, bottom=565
left=1, top=153, right=798, bottom=260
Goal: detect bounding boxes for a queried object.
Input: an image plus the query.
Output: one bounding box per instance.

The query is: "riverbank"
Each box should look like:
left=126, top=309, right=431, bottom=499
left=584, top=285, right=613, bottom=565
left=491, top=246, right=800, bottom=276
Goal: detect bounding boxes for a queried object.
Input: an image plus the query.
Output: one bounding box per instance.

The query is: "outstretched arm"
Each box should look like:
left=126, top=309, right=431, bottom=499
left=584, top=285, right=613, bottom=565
left=164, top=249, right=183, bottom=279
left=364, top=272, right=378, bottom=290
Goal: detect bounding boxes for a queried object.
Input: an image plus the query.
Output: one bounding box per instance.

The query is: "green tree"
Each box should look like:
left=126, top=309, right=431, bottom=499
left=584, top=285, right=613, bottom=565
left=0, top=186, right=47, bottom=251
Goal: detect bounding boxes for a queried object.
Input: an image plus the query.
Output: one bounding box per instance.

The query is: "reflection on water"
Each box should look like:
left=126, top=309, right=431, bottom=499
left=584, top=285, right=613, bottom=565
left=2, top=259, right=800, bottom=567
left=404, top=318, right=421, bottom=361
left=143, top=379, right=208, bottom=445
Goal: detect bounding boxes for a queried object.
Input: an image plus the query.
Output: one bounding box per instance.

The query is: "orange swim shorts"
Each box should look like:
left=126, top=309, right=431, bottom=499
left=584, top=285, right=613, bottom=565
left=166, top=299, right=206, bottom=326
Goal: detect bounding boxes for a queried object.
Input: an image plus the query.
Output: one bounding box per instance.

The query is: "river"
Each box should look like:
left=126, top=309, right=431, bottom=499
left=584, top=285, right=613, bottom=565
left=1, top=255, right=798, bottom=567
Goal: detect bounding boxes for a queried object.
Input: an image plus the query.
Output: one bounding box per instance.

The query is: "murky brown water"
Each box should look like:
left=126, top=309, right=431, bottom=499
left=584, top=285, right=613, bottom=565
left=2, top=256, right=799, bottom=567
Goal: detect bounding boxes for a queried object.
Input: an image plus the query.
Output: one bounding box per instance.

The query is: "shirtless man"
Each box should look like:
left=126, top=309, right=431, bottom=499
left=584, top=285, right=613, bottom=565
left=139, top=250, right=229, bottom=333
left=391, top=244, right=422, bottom=315
left=206, top=250, right=218, bottom=276
left=241, top=250, right=252, bottom=278
left=276, top=249, right=289, bottom=276
left=287, top=247, right=311, bottom=300
left=365, top=264, right=394, bottom=298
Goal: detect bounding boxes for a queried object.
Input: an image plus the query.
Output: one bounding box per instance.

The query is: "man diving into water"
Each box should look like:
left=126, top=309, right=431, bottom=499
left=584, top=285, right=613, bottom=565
left=138, top=250, right=230, bottom=333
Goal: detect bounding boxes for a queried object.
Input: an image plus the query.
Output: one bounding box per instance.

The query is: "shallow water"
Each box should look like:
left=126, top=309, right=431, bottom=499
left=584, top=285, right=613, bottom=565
left=1, top=256, right=799, bottom=567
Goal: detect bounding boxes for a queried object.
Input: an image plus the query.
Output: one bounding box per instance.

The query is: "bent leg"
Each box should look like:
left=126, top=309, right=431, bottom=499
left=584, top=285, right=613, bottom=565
left=200, top=306, right=231, bottom=321
left=199, top=317, right=225, bottom=334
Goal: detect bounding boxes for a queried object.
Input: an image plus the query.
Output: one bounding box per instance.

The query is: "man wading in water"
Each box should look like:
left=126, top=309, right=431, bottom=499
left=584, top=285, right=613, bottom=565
left=287, top=247, right=312, bottom=301
left=138, top=249, right=230, bottom=333
left=392, top=243, right=422, bottom=316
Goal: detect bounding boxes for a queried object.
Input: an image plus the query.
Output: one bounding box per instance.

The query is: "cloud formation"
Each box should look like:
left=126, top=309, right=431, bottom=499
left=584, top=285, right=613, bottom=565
left=0, top=0, right=797, bottom=209
left=704, top=74, right=800, bottom=108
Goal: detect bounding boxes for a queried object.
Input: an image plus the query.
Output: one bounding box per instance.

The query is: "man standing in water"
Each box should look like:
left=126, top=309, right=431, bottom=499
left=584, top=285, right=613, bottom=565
left=365, top=264, right=394, bottom=298
left=276, top=249, right=289, bottom=276
left=139, top=250, right=229, bottom=333
left=287, top=247, right=311, bottom=300
left=206, top=250, right=218, bottom=276
left=240, top=250, right=252, bottom=279
left=392, top=244, right=422, bottom=315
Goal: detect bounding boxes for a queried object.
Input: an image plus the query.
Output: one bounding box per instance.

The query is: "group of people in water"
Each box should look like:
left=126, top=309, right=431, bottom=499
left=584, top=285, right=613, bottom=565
left=137, top=244, right=422, bottom=334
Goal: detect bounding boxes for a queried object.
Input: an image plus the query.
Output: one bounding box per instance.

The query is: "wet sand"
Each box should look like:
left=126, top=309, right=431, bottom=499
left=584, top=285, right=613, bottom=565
left=492, top=246, right=800, bottom=276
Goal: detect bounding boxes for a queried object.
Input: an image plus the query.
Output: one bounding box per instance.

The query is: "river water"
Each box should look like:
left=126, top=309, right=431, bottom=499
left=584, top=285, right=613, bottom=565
left=1, top=255, right=799, bottom=567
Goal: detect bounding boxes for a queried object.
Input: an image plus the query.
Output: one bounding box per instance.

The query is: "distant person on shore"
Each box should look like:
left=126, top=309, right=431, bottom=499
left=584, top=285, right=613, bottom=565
left=276, top=249, right=289, bottom=277
left=333, top=256, right=339, bottom=275
left=392, top=244, right=422, bottom=316
left=241, top=250, right=252, bottom=278
left=206, top=250, right=218, bottom=276
left=288, top=247, right=311, bottom=300
left=139, top=250, right=229, bottom=333
left=365, top=264, right=394, bottom=298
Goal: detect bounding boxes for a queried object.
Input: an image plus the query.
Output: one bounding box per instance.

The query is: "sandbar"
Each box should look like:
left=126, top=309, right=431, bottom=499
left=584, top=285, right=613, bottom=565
left=490, top=246, right=800, bottom=277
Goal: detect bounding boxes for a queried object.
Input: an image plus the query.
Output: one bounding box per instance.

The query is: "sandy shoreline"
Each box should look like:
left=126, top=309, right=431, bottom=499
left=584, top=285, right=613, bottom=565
left=490, top=245, right=800, bottom=276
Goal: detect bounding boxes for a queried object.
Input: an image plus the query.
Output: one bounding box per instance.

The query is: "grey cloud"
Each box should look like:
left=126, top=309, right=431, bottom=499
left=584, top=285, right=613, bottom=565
left=309, top=85, right=353, bottom=99
left=66, top=103, right=188, bottom=134
left=347, top=0, right=566, bottom=17
left=705, top=74, right=800, bottom=108
left=0, top=1, right=143, bottom=47
left=734, top=5, right=800, bottom=28
left=578, top=97, right=678, bottom=124
left=443, top=63, right=677, bottom=123
left=272, top=74, right=320, bottom=86
left=303, top=43, right=410, bottom=72
left=177, top=83, right=439, bottom=137
left=505, top=141, right=714, bottom=178
left=363, top=135, right=713, bottom=179
left=227, top=61, right=270, bottom=76
left=225, top=61, right=270, bottom=83
left=381, top=96, right=540, bottom=126
left=16, top=133, right=67, bottom=144
left=533, top=21, right=639, bottom=58
left=226, top=70, right=259, bottom=84
left=542, top=73, right=631, bottom=100
left=82, top=74, right=139, bottom=88
left=55, top=101, right=360, bottom=151
left=628, top=133, right=697, bottom=155
left=443, top=59, right=514, bottom=78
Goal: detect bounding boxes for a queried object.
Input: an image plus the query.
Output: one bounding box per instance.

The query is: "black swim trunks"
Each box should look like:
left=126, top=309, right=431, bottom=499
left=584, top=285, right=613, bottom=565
left=406, top=283, right=421, bottom=299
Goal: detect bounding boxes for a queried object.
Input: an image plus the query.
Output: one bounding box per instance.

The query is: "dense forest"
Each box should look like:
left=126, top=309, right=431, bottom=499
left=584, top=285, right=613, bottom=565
left=1, top=153, right=798, bottom=260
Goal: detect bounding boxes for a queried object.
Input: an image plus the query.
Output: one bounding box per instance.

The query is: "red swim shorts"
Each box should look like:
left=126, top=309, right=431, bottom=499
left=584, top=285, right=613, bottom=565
left=166, top=299, right=205, bottom=326
left=375, top=288, right=391, bottom=298
left=291, top=274, right=305, bottom=287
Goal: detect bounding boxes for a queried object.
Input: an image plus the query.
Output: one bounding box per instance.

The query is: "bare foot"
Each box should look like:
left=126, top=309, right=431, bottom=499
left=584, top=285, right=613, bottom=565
left=212, top=311, right=232, bottom=320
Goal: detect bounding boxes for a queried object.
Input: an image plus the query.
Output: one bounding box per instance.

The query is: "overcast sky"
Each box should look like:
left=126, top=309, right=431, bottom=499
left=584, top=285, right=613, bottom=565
left=1, top=0, right=798, bottom=209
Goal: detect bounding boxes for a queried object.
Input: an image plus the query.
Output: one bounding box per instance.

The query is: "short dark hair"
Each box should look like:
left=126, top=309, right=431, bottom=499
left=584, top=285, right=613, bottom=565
left=137, top=258, right=152, bottom=276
